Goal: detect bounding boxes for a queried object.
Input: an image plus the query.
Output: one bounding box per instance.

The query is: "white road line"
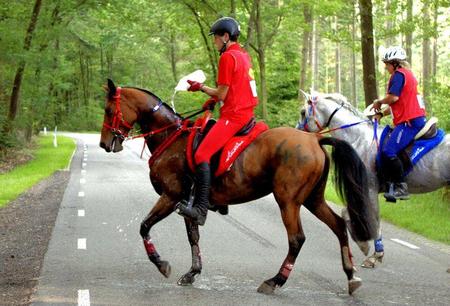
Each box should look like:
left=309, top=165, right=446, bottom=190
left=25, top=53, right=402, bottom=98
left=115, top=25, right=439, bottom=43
left=82, top=162, right=87, bottom=168
left=77, top=238, right=87, bottom=250
left=80, top=178, right=86, bottom=184
left=81, top=169, right=86, bottom=174
left=78, top=191, right=85, bottom=197
left=83, top=158, right=87, bottom=162
left=78, top=289, right=90, bottom=306
left=390, top=238, right=420, bottom=249
left=78, top=210, right=85, bottom=217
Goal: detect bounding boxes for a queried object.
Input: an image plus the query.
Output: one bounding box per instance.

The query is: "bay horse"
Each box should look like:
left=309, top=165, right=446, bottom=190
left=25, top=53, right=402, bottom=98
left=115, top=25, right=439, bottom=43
left=297, top=91, right=450, bottom=267
left=99, top=79, right=378, bottom=295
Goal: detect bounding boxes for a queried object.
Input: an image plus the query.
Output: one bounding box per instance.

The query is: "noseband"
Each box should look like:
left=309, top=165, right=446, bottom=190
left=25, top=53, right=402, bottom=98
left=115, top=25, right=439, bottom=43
left=103, top=87, right=162, bottom=139
left=300, top=97, right=344, bottom=133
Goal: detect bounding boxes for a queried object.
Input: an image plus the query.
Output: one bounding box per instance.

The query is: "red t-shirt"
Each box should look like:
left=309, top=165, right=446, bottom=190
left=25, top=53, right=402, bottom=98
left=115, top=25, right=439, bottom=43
left=217, top=44, right=258, bottom=121
left=388, top=67, right=425, bottom=125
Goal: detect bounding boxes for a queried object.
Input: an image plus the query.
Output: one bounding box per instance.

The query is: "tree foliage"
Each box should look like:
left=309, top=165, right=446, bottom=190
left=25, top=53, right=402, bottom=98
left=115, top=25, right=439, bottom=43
left=0, top=0, right=449, bottom=150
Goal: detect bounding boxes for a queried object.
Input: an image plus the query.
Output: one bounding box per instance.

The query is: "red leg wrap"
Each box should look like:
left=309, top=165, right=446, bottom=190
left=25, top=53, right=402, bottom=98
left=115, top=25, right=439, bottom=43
left=279, top=261, right=294, bottom=279
left=143, top=238, right=157, bottom=256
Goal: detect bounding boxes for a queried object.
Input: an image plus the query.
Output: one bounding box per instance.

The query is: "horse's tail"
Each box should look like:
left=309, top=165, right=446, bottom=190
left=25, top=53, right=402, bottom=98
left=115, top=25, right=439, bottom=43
left=319, top=137, right=378, bottom=241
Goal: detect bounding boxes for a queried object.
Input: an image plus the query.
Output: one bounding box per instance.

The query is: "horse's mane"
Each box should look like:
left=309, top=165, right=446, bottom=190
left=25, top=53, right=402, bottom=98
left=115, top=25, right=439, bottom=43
left=125, top=86, right=180, bottom=117
left=319, top=93, right=366, bottom=119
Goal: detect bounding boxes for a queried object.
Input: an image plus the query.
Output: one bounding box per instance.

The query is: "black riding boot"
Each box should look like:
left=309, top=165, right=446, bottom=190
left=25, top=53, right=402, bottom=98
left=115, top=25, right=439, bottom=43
left=176, top=162, right=210, bottom=225
left=383, top=156, right=410, bottom=202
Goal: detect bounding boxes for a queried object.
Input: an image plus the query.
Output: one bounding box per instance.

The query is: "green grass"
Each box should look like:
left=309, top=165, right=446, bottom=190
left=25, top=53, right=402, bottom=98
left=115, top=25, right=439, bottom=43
left=0, top=135, right=76, bottom=208
left=325, top=181, right=450, bottom=245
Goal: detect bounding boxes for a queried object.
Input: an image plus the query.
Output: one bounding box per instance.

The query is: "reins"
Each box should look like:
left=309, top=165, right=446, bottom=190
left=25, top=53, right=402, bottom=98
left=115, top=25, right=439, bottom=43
left=103, top=86, right=208, bottom=160
left=304, top=97, right=379, bottom=147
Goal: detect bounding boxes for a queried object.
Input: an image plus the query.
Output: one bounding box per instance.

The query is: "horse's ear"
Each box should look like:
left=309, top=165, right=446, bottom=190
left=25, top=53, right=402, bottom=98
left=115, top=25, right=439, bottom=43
left=106, top=79, right=116, bottom=99
left=299, top=89, right=310, bottom=101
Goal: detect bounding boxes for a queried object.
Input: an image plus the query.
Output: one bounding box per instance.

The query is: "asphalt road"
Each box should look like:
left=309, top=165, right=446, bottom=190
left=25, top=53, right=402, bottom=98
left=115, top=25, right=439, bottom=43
left=31, top=133, right=450, bottom=306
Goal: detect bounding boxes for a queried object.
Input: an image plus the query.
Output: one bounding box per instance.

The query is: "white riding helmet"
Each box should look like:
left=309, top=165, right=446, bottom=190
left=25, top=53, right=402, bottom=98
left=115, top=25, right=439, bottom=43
left=383, top=46, right=407, bottom=62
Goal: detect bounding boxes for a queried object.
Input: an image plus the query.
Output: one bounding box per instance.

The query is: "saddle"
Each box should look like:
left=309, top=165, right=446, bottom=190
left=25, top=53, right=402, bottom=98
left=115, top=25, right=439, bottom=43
left=186, top=114, right=269, bottom=177
left=376, top=117, right=445, bottom=181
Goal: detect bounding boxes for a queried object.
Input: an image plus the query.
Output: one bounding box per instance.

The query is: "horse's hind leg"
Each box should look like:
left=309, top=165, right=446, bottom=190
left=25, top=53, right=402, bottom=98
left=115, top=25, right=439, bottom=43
left=177, top=219, right=202, bottom=286
left=257, top=203, right=305, bottom=294
left=304, top=194, right=361, bottom=295
left=140, top=194, right=175, bottom=278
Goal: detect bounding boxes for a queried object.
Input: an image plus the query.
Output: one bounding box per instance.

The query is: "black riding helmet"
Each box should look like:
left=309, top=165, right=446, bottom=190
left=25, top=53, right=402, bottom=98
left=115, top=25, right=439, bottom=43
left=209, top=17, right=240, bottom=41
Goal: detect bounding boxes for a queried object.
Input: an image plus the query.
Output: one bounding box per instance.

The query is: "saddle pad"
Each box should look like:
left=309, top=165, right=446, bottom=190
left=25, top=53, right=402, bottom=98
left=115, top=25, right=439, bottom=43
left=215, top=121, right=269, bottom=176
left=186, top=120, right=268, bottom=177
left=377, top=126, right=445, bottom=176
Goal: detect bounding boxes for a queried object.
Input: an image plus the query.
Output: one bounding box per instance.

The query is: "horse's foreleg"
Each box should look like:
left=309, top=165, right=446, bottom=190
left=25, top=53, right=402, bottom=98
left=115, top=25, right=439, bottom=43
left=257, top=204, right=304, bottom=294
left=306, top=198, right=361, bottom=294
left=177, top=219, right=202, bottom=286
left=140, top=194, right=175, bottom=278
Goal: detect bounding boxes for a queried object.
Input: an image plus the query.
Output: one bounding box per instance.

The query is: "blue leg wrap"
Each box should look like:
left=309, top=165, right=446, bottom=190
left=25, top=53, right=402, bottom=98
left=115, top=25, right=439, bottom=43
left=374, top=237, right=384, bottom=253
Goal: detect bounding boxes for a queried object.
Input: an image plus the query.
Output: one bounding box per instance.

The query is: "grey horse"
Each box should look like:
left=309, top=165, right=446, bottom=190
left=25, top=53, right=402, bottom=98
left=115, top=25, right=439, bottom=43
left=297, top=91, right=450, bottom=267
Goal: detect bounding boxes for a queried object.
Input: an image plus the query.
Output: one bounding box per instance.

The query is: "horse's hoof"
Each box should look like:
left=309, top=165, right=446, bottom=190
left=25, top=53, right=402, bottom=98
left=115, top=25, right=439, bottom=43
left=158, top=260, right=171, bottom=278
left=361, top=252, right=383, bottom=269
left=177, top=273, right=195, bottom=286
left=257, top=281, right=275, bottom=294
left=348, top=276, right=362, bottom=295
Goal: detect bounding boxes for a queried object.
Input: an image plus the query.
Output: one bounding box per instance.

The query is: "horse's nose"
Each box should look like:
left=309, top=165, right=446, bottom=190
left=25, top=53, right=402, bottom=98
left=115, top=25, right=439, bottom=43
left=99, top=141, right=111, bottom=152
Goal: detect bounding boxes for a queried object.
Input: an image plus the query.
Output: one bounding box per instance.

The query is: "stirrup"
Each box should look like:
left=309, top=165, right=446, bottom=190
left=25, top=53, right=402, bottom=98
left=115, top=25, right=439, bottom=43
left=384, top=183, right=397, bottom=203
left=175, top=201, right=207, bottom=226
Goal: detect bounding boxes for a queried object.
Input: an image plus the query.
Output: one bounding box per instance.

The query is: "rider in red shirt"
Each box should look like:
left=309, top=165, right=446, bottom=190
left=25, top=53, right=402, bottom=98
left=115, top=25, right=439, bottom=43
left=176, top=17, right=259, bottom=225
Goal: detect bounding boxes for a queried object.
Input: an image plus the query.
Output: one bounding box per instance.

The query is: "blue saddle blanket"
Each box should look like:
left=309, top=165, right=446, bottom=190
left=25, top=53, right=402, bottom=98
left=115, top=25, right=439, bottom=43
left=377, top=126, right=445, bottom=175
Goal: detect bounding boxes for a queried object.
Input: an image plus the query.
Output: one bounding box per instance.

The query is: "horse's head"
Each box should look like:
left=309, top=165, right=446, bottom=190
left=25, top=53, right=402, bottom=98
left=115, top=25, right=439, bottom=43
left=297, top=91, right=349, bottom=132
left=100, top=79, right=138, bottom=152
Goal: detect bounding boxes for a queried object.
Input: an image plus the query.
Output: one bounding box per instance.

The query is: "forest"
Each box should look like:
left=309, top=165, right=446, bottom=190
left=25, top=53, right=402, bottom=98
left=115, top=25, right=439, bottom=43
left=0, top=0, right=449, bottom=151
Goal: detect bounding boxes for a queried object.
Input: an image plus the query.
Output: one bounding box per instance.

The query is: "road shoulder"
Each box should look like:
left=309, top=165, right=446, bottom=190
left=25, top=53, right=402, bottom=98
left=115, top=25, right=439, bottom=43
left=0, top=170, right=70, bottom=305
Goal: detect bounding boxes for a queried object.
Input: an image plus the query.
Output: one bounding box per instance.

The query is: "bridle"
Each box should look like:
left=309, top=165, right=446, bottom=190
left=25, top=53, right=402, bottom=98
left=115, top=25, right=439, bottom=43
left=102, top=86, right=209, bottom=163
left=298, top=96, right=376, bottom=146
left=299, top=96, right=344, bottom=133
left=102, top=86, right=163, bottom=139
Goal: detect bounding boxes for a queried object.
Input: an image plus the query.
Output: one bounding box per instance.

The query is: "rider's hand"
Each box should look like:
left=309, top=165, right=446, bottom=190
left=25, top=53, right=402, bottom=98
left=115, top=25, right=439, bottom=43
left=371, top=99, right=382, bottom=111
left=187, top=80, right=204, bottom=92
left=202, top=98, right=216, bottom=110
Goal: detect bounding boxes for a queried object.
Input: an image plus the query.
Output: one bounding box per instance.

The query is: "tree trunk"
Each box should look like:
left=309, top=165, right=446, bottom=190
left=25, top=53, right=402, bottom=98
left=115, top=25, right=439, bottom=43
left=257, top=49, right=268, bottom=121
left=334, top=17, right=341, bottom=93
left=5, top=0, right=43, bottom=133
left=310, top=18, right=316, bottom=90
left=169, top=31, right=178, bottom=83
left=230, top=0, right=236, bottom=17
left=254, top=0, right=268, bottom=120
left=385, top=0, right=394, bottom=46
left=358, top=0, right=378, bottom=106
left=185, top=3, right=217, bottom=79
left=431, top=1, right=438, bottom=76
left=243, top=0, right=256, bottom=51
left=335, top=43, right=341, bottom=93
left=422, top=0, right=431, bottom=112
left=298, top=3, right=312, bottom=97
left=351, top=0, right=358, bottom=106
left=313, top=20, right=320, bottom=91
left=405, top=0, right=413, bottom=66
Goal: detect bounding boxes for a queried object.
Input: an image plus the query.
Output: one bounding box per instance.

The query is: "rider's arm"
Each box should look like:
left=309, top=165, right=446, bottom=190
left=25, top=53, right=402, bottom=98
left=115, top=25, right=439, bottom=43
left=373, top=72, right=404, bottom=110
left=201, top=84, right=229, bottom=101
left=375, top=94, right=399, bottom=106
